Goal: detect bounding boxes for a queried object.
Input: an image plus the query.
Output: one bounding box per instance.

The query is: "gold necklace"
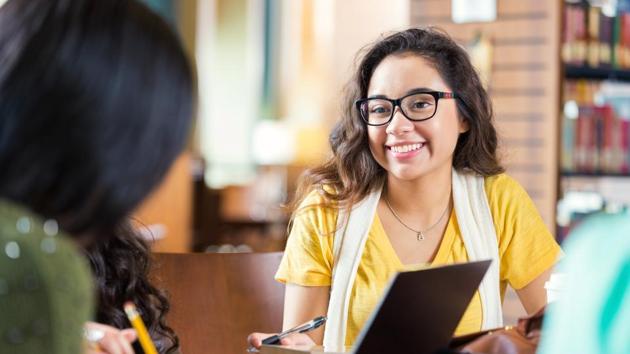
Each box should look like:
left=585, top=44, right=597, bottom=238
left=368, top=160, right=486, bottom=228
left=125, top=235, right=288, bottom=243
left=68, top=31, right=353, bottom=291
left=384, top=195, right=450, bottom=241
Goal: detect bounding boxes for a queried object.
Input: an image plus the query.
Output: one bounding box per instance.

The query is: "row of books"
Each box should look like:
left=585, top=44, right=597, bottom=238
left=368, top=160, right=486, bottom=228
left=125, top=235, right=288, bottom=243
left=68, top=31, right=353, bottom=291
left=562, top=80, right=630, bottom=174
left=562, top=1, right=630, bottom=69
left=556, top=190, right=628, bottom=243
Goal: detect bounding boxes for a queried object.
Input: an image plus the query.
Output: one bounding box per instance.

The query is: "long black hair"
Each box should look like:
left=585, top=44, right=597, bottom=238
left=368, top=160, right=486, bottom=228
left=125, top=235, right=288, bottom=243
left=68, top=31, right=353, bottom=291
left=0, top=0, right=193, bottom=237
left=85, top=222, right=179, bottom=353
left=0, top=0, right=194, bottom=352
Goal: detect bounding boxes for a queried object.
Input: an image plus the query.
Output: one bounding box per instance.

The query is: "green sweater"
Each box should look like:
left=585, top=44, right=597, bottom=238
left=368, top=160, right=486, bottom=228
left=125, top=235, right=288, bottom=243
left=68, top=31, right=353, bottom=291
left=0, top=199, right=94, bottom=353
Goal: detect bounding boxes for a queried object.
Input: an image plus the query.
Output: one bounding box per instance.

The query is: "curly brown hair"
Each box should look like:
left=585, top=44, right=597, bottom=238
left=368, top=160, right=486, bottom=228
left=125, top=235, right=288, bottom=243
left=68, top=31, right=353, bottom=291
left=291, top=27, right=503, bottom=214
left=84, top=222, right=179, bottom=354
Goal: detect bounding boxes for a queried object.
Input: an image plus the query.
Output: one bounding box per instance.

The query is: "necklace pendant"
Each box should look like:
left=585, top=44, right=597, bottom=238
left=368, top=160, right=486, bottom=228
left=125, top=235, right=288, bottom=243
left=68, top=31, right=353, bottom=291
left=417, top=232, right=425, bottom=241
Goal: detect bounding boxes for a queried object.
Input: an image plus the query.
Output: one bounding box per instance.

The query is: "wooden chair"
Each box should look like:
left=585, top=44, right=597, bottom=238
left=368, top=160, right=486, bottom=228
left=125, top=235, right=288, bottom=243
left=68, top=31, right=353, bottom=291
left=151, top=252, right=285, bottom=354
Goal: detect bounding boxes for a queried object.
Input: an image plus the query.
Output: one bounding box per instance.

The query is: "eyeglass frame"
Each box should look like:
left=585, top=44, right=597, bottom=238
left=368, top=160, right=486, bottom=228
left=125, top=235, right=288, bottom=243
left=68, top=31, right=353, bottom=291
left=355, top=90, right=458, bottom=126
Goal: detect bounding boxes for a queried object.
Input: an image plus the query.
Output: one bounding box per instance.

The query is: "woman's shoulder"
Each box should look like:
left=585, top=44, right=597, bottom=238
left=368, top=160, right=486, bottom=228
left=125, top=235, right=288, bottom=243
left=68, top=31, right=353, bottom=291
left=0, top=199, right=79, bottom=251
left=297, top=186, right=339, bottom=212
left=291, top=186, right=341, bottom=238
left=0, top=199, right=94, bottom=354
left=483, top=173, right=529, bottom=200
left=0, top=199, right=93, bottom=284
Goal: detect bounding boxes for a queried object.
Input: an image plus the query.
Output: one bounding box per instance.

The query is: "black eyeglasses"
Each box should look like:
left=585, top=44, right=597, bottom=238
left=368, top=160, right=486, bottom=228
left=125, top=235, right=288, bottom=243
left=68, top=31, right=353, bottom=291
left=355, top=90, right=458, bottom=126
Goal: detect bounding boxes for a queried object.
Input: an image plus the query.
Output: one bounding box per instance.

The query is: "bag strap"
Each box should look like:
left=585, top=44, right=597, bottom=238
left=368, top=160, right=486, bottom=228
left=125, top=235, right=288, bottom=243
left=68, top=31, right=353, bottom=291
left=452, top=169, right=503, bottom=329
left=323, top=188, right=381, bottom=351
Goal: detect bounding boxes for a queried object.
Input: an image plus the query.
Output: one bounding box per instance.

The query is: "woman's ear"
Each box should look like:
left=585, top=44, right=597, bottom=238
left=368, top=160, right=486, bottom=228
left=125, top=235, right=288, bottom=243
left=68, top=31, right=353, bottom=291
left=458, top=117, right=470, bottom=133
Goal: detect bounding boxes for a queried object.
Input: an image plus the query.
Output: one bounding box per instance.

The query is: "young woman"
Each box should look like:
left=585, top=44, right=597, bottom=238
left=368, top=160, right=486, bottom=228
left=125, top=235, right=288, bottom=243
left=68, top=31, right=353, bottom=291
left=249, top=28, right=561, bottom=350
left=0, top=0, right=193, bottom=353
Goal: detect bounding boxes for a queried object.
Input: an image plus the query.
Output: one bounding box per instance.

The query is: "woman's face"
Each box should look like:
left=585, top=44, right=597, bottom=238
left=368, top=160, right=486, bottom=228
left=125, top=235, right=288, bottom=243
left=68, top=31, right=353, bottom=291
left=366, top=54, right=468, bottom=182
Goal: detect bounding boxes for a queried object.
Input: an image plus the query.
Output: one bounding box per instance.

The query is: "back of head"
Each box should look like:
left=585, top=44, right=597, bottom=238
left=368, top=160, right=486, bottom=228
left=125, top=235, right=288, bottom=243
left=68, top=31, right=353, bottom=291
left=0, top=0, right=194, bottom=238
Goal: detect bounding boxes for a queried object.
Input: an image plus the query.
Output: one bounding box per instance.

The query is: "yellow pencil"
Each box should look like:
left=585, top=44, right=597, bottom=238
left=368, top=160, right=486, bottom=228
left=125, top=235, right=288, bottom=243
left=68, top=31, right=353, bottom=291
left=124, top=301, right=158, bottom=354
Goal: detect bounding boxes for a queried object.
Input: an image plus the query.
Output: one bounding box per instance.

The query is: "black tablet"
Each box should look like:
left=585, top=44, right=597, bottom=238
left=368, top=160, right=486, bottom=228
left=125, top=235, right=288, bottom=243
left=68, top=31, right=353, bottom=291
left=352, top=260, right=492, bottom=354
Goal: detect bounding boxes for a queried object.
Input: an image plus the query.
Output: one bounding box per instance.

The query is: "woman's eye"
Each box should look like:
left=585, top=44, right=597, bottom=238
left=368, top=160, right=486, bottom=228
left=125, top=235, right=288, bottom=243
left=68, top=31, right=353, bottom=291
left=412, top=101, right=430, bottom=109
left=370, top=106, right=389, bottom=114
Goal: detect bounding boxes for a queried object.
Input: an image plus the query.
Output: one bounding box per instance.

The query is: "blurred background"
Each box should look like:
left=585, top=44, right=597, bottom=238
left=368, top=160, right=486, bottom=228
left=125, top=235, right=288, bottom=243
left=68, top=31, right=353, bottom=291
left=131, top=0, right=630, bottom=255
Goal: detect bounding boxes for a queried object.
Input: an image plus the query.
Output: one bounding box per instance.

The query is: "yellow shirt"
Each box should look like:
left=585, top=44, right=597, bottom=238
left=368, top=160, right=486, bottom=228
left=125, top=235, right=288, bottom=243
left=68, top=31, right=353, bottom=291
left=276, top=173, right=561, bottom=346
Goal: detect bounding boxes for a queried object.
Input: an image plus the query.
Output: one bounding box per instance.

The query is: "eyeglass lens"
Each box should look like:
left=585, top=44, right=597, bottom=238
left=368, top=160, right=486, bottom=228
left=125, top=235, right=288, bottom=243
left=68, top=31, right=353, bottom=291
left=361, top=93, right=437, bottom=125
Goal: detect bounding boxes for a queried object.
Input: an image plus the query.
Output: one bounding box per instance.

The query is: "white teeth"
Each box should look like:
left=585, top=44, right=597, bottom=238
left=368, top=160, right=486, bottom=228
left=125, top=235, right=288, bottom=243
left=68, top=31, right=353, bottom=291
left=391, top=143, right=423, bottom=153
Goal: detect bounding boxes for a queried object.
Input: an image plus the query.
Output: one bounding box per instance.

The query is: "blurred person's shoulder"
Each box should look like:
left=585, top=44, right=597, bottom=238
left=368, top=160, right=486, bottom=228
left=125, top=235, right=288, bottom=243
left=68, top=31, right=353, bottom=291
left=0, top=199, right=94, bottom=354
left=568, top=211, right=630, bottom=248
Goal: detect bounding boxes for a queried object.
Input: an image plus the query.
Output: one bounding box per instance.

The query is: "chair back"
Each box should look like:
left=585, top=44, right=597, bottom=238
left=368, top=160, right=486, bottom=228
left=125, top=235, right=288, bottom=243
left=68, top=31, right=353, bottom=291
left=151, top=252, right=285, bottom=354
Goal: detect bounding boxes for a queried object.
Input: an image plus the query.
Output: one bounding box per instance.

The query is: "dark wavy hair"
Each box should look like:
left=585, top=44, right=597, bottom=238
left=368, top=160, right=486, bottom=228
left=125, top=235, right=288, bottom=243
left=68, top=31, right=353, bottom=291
left=292, top=27, right=503, bottom=213
left=0, top=0, right=193, bottom=352
left=0, top=0, right=193, bottom=237
left=85, top=222, right=178, bottom=353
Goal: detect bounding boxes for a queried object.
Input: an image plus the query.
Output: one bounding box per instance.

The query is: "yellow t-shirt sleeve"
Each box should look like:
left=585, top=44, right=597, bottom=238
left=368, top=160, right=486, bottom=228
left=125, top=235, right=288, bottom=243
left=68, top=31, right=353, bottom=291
left=275, top=191, right=336, bottom=286
left=486, top=174, right=562, bottom=290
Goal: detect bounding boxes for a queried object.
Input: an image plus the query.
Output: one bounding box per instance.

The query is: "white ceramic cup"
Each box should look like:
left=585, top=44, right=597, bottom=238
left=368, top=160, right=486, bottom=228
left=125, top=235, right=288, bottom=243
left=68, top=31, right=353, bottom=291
left=544, top=273, right=566, bottom=303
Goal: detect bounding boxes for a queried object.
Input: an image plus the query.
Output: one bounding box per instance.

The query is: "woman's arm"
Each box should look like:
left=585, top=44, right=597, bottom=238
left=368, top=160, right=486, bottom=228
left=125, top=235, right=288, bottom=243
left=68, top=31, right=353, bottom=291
left=247, top=283, right=330, bottom=349
left=515, top=267, right=552, bottom=314
left=283, top=283, right=330, bottom=343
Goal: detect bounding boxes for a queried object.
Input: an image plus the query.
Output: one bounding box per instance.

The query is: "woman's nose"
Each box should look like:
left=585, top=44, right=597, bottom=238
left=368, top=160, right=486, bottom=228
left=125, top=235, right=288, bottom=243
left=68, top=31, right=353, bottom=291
left=385, top=107, right=414, bottom=135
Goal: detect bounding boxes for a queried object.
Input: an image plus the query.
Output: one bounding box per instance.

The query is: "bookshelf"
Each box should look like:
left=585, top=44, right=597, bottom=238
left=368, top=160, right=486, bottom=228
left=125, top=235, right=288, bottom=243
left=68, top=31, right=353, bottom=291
left=559, top=0, right=630, bottom=240
left=409, top=0, right=630, bottom=240
left=564, top=65, right=630, bottom=80
left=410, top=0, right=562, bottom=230
left=561, top=171, right=630, bottom=177
left=560, top=0, right=630, bottom=177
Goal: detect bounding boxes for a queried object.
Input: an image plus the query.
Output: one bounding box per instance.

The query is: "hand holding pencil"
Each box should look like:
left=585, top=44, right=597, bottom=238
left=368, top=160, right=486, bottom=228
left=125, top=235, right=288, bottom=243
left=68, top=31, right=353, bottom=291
left=83, top=321, right=137, bottom=354
left=124, top=301, right=159, bottom=354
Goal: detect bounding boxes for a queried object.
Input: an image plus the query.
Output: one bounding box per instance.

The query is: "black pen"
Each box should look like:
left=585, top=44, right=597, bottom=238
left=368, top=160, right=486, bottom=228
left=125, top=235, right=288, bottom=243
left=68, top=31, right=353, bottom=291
left=262, top=316, right=327, bottom=345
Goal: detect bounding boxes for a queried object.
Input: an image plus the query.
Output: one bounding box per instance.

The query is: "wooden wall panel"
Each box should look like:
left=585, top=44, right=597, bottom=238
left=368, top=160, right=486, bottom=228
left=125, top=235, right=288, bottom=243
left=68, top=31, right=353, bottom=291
left=134, top=152, right=193, bottom=252
left=492, top=71, right=549, bottom=89
left=411, top=0, right=561, bottom=229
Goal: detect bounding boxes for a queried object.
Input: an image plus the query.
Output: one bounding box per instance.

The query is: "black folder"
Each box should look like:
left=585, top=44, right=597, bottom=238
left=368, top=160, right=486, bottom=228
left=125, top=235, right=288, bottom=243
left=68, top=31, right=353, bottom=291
left=352, top=259, right=492, bottom=354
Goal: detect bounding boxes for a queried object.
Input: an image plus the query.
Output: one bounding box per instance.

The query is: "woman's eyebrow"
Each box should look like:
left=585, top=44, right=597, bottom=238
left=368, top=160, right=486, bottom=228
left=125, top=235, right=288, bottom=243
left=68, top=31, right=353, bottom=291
left=404, top=87, right=435, bottom=95
left=367, top=87, right=435, bottom=99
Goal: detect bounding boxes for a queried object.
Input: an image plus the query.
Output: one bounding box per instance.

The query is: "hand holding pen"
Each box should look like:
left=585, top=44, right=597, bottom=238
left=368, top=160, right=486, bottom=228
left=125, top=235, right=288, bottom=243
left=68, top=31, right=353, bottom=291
left=247, top=316, right=326, bottom=352
left=263, top=316, right=326, bottom=345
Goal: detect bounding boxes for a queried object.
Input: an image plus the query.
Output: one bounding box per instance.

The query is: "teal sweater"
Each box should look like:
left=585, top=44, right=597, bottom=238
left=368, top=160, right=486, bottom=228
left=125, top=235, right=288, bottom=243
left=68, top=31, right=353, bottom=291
left=539, top=211, right=630, bottom=354
left=0, top=199, right=93, bottom=353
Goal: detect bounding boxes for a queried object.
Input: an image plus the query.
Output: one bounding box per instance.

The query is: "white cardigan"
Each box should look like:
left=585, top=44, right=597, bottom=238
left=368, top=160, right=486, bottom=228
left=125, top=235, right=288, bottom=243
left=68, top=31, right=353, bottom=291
left=323, top=169, right=503, bottom=351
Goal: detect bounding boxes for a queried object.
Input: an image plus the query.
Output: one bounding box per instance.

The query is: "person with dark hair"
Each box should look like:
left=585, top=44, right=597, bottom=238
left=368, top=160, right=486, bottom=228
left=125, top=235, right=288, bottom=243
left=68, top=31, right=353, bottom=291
left=249, top=27, right=561, bottom=350
left=0, top=0, right=193, bottom=353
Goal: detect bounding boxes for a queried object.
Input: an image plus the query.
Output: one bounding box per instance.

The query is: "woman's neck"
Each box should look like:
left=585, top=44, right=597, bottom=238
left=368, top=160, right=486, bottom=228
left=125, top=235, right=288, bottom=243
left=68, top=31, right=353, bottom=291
left=385, top=166, right=453, bottom=215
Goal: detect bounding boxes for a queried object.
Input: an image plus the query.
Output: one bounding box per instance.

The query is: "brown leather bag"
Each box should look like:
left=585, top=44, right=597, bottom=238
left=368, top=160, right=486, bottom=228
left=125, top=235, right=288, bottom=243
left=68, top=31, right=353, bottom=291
left=446, top=307, right=545, bottom=354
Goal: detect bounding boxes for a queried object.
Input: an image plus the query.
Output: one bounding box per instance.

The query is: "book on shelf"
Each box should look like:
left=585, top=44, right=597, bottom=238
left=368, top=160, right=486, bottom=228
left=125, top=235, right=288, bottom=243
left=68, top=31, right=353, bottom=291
left=563, top=80, right=630, bottom=175
left=599, top=10, right=613, bottom=67
left=563, top=1, right=630, bottom=70
left=621, top=119, right=630, bottom=173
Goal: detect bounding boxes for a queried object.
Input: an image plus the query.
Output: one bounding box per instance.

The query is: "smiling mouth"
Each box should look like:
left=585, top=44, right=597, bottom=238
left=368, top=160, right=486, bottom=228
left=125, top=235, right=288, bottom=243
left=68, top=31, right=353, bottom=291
left=388, top=143, right=426, bottom=153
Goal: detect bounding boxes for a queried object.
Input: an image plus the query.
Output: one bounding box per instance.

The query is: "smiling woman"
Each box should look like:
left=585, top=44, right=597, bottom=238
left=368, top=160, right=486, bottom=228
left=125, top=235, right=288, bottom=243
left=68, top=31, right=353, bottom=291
left=364, top=55, right=466, bottom=183
left=248, top=27, right=562, bottom=351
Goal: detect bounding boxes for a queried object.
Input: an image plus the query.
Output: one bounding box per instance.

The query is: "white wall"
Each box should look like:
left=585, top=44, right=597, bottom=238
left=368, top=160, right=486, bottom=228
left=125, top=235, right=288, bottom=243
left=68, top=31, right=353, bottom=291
left=195, top=0, right=411, bottom=185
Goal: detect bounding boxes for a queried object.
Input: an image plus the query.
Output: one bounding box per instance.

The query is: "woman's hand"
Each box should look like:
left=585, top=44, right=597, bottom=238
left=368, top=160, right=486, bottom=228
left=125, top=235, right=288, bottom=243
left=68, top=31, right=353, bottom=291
left=84, top=321, right=137, bottom=354
left=247, top=332, right=316, bottom=350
